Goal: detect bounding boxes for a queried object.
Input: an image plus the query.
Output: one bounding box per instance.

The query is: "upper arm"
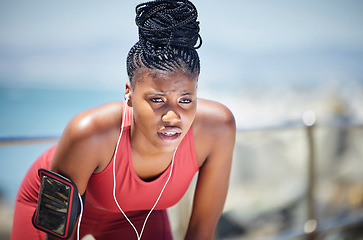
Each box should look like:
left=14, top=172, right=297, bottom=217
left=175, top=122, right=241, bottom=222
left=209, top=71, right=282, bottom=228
left=50, top=116, right=100, bottom=195
left=186, top=100, right=236, bottom=239
left=49, top=102, right=121, bottom=195
left=46, top=102, right=121, bottom=240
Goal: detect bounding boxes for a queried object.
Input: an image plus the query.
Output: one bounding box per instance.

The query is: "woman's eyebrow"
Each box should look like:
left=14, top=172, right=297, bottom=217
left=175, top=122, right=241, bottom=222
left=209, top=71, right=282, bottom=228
left=145, top=92, right=166, bottom=96
left=144, top=90, right=195, bottom=97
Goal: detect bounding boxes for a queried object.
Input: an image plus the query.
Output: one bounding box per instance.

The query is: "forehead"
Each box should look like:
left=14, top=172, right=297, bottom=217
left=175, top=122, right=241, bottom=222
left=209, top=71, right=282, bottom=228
left=132, top=68, right=198, bottom=92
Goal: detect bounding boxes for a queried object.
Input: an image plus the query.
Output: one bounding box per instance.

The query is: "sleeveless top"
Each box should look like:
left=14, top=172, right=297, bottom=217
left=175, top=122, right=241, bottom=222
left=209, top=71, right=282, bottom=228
left=85, top=102, right=199, bottom=212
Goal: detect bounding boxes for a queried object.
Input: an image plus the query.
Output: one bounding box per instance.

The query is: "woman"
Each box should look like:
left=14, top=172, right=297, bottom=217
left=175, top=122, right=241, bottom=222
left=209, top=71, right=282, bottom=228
left=11, top=0, right=236, bottom=239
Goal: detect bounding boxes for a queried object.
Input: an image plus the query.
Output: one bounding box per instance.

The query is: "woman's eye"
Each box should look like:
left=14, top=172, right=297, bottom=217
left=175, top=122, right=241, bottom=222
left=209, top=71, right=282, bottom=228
left=150, top=98, right=164, bottom=103
left=179, top=98, right=192, bottom=104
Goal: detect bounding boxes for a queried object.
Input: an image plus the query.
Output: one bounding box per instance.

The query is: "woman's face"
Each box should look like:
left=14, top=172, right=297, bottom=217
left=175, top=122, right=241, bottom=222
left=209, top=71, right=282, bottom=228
left=128, top=68, right=198, bottom=153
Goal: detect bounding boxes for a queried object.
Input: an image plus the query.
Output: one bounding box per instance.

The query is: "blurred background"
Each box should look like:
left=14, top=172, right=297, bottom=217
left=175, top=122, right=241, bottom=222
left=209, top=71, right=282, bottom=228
left=1, top=0, right=363, bottom=239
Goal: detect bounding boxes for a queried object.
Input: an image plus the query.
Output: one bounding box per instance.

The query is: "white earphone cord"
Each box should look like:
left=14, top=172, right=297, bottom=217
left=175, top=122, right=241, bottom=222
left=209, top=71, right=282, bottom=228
left=77, top=193, right=83, bottom=240
left=112, top=101, right=177, bottom=240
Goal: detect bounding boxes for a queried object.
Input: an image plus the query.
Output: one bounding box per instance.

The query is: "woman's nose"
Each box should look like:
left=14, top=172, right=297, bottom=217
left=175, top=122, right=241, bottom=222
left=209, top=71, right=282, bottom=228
left=162, top=110, right=181, bottom=124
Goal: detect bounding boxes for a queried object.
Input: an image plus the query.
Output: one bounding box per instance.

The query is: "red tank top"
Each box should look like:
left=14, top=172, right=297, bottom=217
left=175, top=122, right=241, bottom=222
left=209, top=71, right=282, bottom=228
left=85, top=103, right=199, bottom=212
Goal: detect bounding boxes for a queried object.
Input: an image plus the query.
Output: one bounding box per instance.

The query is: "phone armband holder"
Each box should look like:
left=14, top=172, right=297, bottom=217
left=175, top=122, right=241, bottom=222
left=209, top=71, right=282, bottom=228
left=32, top=168, right=83, bottom=239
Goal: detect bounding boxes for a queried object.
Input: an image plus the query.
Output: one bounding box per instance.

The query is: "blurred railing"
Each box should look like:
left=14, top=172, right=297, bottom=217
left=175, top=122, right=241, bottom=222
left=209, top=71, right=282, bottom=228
left=0, top=136, right=59, bottom=146
left=216, top=123, right=363, bottom=240
left=1, top=124, right=363, bottom=240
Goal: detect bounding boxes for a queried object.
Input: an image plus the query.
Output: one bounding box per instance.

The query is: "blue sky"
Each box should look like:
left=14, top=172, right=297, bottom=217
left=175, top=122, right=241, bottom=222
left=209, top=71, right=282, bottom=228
left=1, top=0, right=363, bottom=91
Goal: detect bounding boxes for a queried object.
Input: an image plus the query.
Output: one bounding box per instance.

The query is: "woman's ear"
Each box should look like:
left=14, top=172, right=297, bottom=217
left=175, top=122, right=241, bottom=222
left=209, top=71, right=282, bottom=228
left=125, top=82, right=133, bottom=107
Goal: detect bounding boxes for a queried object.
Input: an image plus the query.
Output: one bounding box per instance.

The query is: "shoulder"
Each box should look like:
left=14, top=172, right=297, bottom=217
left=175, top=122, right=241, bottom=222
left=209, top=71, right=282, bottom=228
left=52, top=101, right=123, bottom=172
left=50, top=101, right=124, bottom=192
left=192, top=98, right=236, bottom=166
left=194, top=98, right=235, bottom=134
left=65, top=101, right=123, bottom=140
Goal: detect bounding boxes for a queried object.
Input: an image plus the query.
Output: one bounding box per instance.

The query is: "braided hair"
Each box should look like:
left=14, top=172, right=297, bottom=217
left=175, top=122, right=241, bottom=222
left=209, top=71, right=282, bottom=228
left=126, top=0, right=202, bottom=84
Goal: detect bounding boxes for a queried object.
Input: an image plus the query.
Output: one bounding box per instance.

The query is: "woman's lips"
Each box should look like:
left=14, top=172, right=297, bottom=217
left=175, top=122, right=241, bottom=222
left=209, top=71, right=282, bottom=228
left=158, top=127, right=182, bottom=142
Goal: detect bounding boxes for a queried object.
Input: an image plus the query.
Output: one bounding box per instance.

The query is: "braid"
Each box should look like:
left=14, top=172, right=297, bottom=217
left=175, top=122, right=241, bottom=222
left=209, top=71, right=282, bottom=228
left=127, top=0, right=202, bottom=83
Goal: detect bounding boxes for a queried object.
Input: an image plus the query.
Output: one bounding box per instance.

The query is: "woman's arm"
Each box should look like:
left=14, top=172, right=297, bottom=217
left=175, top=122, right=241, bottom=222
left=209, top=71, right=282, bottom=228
left=46, top=102, right=122, bottom=240
left=186, top=100, right=236, bottom=240
left=50, top=102, right=122, bottom=194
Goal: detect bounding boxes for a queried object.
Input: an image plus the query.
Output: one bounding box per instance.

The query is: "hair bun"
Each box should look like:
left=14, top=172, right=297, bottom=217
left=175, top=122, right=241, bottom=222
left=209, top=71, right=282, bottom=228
left=135, top=0, right=202, bottom=49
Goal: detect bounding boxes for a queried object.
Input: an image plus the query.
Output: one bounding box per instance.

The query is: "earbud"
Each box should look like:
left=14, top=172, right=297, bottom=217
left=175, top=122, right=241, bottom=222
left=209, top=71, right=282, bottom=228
left=125, top=94, right=130, bottom=102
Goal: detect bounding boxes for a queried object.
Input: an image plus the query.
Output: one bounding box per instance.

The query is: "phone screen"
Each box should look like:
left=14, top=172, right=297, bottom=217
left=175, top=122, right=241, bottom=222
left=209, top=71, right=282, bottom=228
left=35, top=175, right=71, bottom=236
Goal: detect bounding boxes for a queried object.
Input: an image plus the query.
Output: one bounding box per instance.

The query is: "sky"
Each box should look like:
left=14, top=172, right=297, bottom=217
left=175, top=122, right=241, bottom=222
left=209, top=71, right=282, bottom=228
left=1, top=0, right=363, bottom=92
left=2, top=0, right=363, bottom=212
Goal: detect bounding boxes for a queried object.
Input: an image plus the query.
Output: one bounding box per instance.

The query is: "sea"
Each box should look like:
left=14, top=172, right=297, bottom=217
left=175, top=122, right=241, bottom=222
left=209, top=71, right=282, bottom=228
left=1, top=82, right=363, bottom=206
left=0, top=85, right=123, bottom=205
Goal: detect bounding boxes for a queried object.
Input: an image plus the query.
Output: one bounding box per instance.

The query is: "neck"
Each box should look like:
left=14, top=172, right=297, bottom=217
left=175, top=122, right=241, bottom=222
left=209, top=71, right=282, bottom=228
left=130, top=122, right=176, bottom=161
left=130, top=129, right=177, bottom=182
left=127, top=101, right=183, bottom=157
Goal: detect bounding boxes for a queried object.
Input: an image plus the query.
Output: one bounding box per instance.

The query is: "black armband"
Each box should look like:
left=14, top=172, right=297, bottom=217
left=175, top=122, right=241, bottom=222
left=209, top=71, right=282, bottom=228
left=32, top=168, right=84, bottom=239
